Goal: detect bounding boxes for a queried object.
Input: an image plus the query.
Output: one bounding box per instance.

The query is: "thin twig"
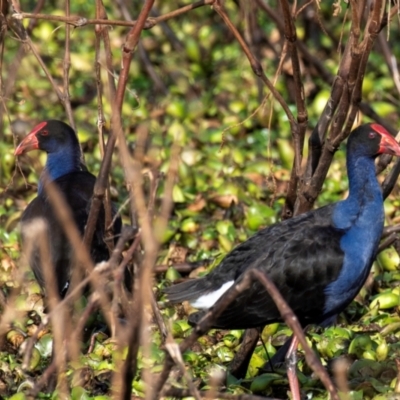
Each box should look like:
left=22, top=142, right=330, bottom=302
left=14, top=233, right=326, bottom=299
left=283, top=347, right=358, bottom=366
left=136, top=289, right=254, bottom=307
left=41, top=174, right=115, bottom=328
left=212, top=0, right=296, bottom=130
left=25, top=221, right=69, bottom=396
left=93, top=2, right=160, bottom=398
left=383, top=224, right=400, bottom=238
left=293, top=0, right=385, bottom=215
left=378, top=233, right=398, bottom=253
left=280, top=0, right=308, bottom=177
left=153, top=263, right=339, bottom=399
left=252, top=270, right=339, bottom=400
left=63, top=0, right=75, bottom=131
left=152, top=269, right=256, bottom=399
left=164, top=337, right=202, bottom=400
left=30, top=358, right=58, bottom=396
left=12, top=1, right=214, bottom=29
left=8, top=6, right=63, bottom=101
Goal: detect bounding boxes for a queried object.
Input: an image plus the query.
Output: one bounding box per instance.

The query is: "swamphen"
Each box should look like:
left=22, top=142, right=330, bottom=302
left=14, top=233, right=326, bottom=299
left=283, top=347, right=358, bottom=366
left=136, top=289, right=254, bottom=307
left=15, top=120, right=121, bottom=298
left=165, top=123, right=400, bottom=399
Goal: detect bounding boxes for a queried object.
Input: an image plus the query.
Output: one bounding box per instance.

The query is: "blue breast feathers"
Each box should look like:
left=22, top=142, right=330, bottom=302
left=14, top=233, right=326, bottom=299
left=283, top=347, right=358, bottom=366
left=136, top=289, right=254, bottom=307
left=38, top=147, right=83, bottom=194
left=323, top=159, right=384, bottom=316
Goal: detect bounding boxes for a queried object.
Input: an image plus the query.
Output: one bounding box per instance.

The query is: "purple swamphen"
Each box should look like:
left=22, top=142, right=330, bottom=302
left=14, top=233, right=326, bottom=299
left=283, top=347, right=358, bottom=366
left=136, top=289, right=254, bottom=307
left=15, top=120, right=121, bottom=299
left=165, top=123, right=400, bottom=399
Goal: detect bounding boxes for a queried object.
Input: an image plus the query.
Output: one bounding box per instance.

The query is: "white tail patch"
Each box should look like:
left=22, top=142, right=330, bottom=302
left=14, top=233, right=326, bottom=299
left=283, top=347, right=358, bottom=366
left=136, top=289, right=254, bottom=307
left=191, top=281, right=235, bottom=309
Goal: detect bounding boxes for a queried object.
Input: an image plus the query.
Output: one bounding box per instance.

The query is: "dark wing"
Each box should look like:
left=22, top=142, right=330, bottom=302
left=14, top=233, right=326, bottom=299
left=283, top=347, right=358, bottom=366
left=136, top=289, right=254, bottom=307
left=205, top=224, right=345, bottom=329
left=21, top=171, right=122, bottom=297
left=166, top=204, right=348, bottom=329
left=58, top=172, right=121, bottom=264
left=21, top=195, right=72, bottom=295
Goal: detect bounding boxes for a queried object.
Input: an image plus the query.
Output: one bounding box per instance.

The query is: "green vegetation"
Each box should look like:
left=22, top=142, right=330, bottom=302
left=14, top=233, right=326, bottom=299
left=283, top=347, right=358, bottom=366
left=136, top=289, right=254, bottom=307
left=1, top=1, right=400, bottom=399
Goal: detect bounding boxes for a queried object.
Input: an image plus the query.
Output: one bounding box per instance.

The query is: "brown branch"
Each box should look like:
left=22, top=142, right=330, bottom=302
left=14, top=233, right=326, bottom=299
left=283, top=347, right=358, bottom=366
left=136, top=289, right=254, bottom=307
left=258, top=0, right=348, bottom=218
left=114, top=2, right=168, bottom=96
left=7, top=7, right=63, bottom=101
left=229, top=327, right=260, bottom=379
left=87, top=5, right=180, bottom=394
left=382, top=157, right=400, bottom=199
left=151, top=292, right=168, bottom=342
left=1, top=0, right=44, bottom=111
left=24, top=222, right=69, bottom=396
left=94, top=2, right=119, bottom=261
left=256, top=0, right=333, bottom=84
left=378, top=232, right=398, bottom=253
left=0, top=5, right=8, bottom=142
left=243, top=2, right=265, bottom=103
left=377, top=32, right=400, bottom=97
left=255, top=0, right=337, bottom=219
left=110, top=232, right=141, bottom=333
left=40, top=174, right=115, bottom=329
left=69, top=296, right=98, bottom=349
left=30, top=358, right=58, bottom=396
left=142, top=169, right=168, bottom=342
left=117, top=1, right=168, bottom=104
left=260, top=0, right=399, bottom=216
left=77, top=0, right=215, bottom=253
left=83, top=0, right=154, bottom=252
left=152, top=270, right=256, bottom=400
left=63, top=0, right=75, bottom=131
left=88, top=3, right=162, bottom=398
left=8, top=0, right=78, bottom=173
left=278, top=0, right=308, bottom=218
left=252, top=270, right=338, bottom=400
left=22, top=227, right=131, bottom=371
left=293, top=46, right=352, bottom=213
left=83, top=0, right=119, bottom=259
left=116, top=131, right=180, bottom=400
left=212, top=0, right=296, bottom=131
left=336, top=0, right=382, bottom=136
left=138, top=42, right=169, bottom=95
left=94, top=0, right=107, bottom=158
left=333, top=359, right=350, bottom=400
left=384, top=3, right=399, bottom=28
left=280, top=0, right=308, bottom=171
left=163, top=387, right=281, bottom=400
left=153, top=265, right=338, bottom=399
left=292, top=0, right=386, bottom=215
left=164, top=337, right=202, bottom=400
left=12, top=0, right=214, bottom=29
left=382, top=224, right=400, bottom=238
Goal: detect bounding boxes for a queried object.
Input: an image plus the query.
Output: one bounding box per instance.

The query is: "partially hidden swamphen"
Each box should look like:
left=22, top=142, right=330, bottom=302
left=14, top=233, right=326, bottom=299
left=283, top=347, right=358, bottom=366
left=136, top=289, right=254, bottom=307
left=165, top=123, right=400, bottom=399
left=15, top=120, right=121, bottom=299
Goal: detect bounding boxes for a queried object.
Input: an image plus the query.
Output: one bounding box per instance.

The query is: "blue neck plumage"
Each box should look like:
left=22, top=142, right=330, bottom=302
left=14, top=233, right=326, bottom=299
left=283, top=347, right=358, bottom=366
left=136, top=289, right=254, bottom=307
left=333, top=153, right=383, bottom=229
left=38, top=147, right=83, bottom=194
left=325, top=152, right=384, bottom=316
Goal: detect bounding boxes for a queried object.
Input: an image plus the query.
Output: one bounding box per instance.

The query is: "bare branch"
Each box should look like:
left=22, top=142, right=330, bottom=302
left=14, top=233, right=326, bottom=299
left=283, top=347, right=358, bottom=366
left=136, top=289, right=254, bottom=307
left=153, top=265, right=338, bottom=399
left=212, top=0, right=296, bottom=130
left=63, top=0, right=75, bottom=131
left=12, top=0, right=214, bottom=29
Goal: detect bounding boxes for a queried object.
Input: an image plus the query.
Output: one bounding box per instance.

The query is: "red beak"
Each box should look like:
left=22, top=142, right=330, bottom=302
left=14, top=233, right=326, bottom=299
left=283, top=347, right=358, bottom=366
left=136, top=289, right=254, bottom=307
left=14, top=121, right=47, bottom=156
left=379, top=134, right=400, bottom=156
left=372, top=124, right=400, bottom=156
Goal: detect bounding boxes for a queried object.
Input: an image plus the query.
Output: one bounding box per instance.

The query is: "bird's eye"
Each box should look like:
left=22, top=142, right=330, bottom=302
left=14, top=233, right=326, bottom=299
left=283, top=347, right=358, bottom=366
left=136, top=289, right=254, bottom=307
left=41, top=130, right=49, bottom=136
left=368, top=132, right=376, bottom=139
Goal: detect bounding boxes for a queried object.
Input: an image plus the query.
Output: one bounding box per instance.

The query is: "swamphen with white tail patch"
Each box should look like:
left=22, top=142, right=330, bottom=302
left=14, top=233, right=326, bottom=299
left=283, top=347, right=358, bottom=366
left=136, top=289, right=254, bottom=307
left=15, top=120, right=122, bottom=298
left=165, top=123, right=400, bottom=399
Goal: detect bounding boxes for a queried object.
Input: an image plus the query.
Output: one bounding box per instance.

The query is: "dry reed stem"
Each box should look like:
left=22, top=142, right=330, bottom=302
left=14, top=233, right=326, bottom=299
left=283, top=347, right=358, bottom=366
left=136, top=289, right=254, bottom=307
left=6, top=0, right=400, bottom=398
left=12, top=0, right=214, bottom=29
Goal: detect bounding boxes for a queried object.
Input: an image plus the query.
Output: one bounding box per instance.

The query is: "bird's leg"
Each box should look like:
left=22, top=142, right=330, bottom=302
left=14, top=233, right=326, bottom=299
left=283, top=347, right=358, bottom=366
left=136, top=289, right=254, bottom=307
left=286, top=335, right=301, bottom=400
left=229, top=327, right=260, bottom=378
